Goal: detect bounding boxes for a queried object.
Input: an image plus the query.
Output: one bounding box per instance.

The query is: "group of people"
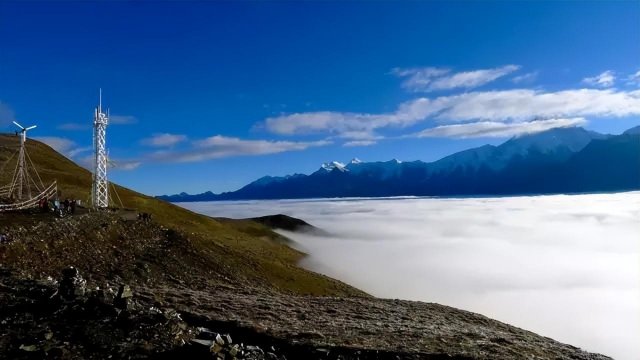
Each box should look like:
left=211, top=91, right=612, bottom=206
left=137, top=212, right=153, bottom=222
left=60, top=198, right=77, bottom=215
left=38, top=197, right=77, bottom=216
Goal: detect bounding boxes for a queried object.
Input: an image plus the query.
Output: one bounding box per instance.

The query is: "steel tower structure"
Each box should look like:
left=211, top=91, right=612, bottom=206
left=10, top=121, right=37, bottom=200
left=92, top=89, right=109, bottom=208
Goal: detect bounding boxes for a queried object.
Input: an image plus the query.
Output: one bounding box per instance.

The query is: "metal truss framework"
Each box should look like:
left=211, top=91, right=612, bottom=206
left=92, top=90, right=109, bottom=209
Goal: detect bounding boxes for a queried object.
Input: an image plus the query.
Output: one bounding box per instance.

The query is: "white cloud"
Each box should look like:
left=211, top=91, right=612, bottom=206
left=431, top=65, right=521, bottom=91
left=262, top=89, right=640, bottom=140
left=33, top=136, right=77, bottom=154
left=47, top=114, right=135, bottom=135
left=511, top=71, right=539, bottom=84
left=110, top=114, right=138, bottom=125
left=416, top=118, right=587, bottom=139
left=390, top=67, right=451, bottom=91
left=73, top=134, right=333, bottom=166
left=112, top=160, right=141, bottom=170
left=432, top=89, right=640, bottom=121
left=150, top=136, right=331, bottom=163
left=180, top=193, right=640, bottom=360
left=32, top=137, right=94, bottom=164
left=54, top=145, right=140, bottom=172
left=264, top=112, right=378, bottom=137
left=392, top=65, right=520, bottom=92
left=583, top=70, right=616, bottom=87
left=263, top=100, right=435, bottom=140
left=27, top=137, right=139, bottom=172
left=335, top=130, right=381, bottom=141
left=141, top=133, right=187, bottom=147
left=67, top=146, right=92, bottom=158
left=343, top=140, right=377, bottom=147
left=627, top=70, right=640, bottom=86
left=0, top=101, right=16, bottom=127
left=57, top=123, right=89, bottom=131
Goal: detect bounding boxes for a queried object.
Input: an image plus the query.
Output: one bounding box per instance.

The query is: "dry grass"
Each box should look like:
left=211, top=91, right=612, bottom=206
left=0, top=134, right=366, bottom=297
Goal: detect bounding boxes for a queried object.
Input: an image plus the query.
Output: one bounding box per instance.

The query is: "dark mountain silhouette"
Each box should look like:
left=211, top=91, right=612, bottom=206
left=246, top=214, right=321, bottom=233
left=158, top=126, right=640, bottom=202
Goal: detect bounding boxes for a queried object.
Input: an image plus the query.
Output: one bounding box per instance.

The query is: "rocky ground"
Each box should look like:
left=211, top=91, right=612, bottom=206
left=0, top=211, right=611, bottom=359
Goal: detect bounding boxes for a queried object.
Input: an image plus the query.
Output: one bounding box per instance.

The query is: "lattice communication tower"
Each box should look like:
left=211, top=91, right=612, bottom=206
left=92, top=89, right=109, bottom=208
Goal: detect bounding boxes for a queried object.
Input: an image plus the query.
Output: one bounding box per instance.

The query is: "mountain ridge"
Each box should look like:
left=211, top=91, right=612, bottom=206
left=158, top=126, right=640, bottom=202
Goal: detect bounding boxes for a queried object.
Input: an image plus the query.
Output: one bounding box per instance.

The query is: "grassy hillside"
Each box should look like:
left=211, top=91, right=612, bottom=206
left=0, top=134, right=365, bottom=297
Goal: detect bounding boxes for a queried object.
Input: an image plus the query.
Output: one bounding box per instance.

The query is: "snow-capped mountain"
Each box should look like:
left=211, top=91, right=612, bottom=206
left=158, top=126, right=640, bottom=202
left=319, top=161, right=348, bottom=173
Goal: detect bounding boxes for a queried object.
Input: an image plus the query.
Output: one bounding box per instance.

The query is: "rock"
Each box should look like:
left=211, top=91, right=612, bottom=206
left=73, top=278, right=86, bottom=297
left=163, top=308, right=181, bottom=321
left=19, top=344, right=38, bottom=352
left=117, top=285, right=133, bottom=299
left=246, top=346, right=264, bottom=354
left=191, top=339, right=213, bottom=347
left=210, top=342, right=223, bottom=354
left=229, top=344, right=240, bottom=357
left=114, top=284, right=133, bottom=310
left=57, top=266, right=86, bottom=301
left=215, top=333, right=225, bottom=345
left=196, top=327, right=218, bottom=340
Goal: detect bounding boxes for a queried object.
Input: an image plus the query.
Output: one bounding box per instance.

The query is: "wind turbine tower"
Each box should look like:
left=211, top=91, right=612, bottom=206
left=11, top=121, right=37, bottom=200
left=92, top=89, right=109, bottom=208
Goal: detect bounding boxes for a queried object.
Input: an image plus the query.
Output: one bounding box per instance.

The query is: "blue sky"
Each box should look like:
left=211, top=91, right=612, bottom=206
left=0, top=1, right=638, bottom=195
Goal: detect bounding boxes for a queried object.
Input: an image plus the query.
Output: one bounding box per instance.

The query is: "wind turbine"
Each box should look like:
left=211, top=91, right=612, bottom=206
left=11, top=121, right=37, bottom=200
left=13, top=121, right=37, bottom=145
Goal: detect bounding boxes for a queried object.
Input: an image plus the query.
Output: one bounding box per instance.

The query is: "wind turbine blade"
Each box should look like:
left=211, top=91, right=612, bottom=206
left=26, top=125, right=37, bottom=130
left=12, top=121, right=24, bottom=130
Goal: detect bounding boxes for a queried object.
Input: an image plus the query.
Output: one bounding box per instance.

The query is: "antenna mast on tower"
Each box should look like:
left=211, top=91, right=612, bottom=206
left=92, top=89, right=109, bottom=208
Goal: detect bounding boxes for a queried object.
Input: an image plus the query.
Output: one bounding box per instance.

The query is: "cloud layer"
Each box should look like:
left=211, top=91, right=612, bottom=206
left=511, top=71, right=539, bottom=84
left=33, top=136, right=138, bottom=171
left=583, top=70, right=616, bottom=87
left=33, top=136, right=77, bottom=154
left=141, top=133, right=187, bottom=147
left=627, top=70, right=640, bottom=86
left=263, top=88, right=640, bottom=140
left=181, top=192, right=640, bottom=360
left=392, top=65, right=520, bottom=92
left=416, top=117, right=587, bottom=138
left=57, top=123, right=89, bottom=131
left=110, top=114, right=138, bottom=125
left=149, top=136, right=331, bottom=163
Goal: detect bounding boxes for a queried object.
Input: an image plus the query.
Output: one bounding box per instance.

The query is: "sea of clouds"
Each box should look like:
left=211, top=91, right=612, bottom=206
left=180, top=192, right=640, bottom=360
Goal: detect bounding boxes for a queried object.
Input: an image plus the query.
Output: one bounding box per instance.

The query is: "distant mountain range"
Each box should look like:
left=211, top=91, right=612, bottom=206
left=158, top=126, right=640, bottom=202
